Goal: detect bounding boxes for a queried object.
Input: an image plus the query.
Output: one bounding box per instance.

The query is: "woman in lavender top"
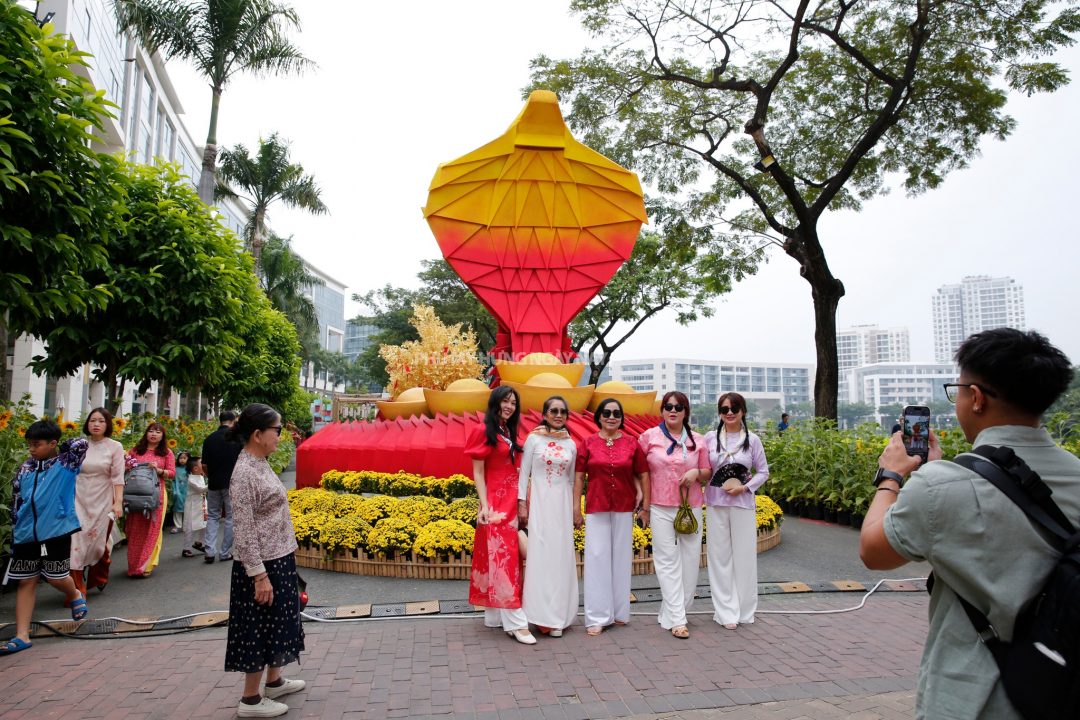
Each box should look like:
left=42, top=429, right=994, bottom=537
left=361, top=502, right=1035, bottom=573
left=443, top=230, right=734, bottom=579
left=703, top=392, right=770, bottom=629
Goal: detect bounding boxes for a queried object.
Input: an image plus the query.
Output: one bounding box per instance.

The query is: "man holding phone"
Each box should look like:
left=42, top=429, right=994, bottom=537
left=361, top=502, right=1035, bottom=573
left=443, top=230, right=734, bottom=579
left=859, top=328, right=1079, bottom=718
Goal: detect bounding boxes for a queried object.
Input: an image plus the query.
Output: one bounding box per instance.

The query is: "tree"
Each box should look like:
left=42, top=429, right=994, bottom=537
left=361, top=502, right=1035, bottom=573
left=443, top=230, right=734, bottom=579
left=113, top=0, right=312, bottom=203
left=259, top=234, right=321, bottom=358
left=216, top=132, right=328, bottom=265
left=0, top=2, right=123, bottom=398
left=571, top=221, right=760, bottom=384
left=30, top=161, right=255, bottom=412
left=530, top=0, right=1079, bottom=419
left=838, top=402, right=876, bottom=428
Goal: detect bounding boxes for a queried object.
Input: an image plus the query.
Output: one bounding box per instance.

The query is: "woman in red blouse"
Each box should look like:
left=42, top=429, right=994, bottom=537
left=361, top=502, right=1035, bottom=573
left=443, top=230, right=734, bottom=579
left=466, top=386, right=536, bottom=645
left=124, top=422, right=175, bottom=578
left=574, top=398, right=649, bottom=637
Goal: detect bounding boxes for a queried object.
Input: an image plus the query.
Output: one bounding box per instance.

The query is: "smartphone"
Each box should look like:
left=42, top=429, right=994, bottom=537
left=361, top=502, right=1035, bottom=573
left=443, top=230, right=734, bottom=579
left=902, top=405, right=931, bottom=461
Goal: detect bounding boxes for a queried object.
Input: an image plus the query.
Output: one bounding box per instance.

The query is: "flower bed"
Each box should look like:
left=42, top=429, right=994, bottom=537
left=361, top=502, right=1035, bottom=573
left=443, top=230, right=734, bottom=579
left=288, top=477, right=783, bottom=579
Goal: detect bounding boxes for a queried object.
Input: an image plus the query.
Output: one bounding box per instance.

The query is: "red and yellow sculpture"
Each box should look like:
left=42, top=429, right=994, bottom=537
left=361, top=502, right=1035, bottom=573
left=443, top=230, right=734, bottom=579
left=423, top=90, right=647, bottom=360
left=296, top=92, right=652, bottom=487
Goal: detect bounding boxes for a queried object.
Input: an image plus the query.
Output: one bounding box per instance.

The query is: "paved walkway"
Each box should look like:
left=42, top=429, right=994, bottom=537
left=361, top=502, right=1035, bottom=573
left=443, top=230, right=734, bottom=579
left=0, top=593, right=926, bottom=719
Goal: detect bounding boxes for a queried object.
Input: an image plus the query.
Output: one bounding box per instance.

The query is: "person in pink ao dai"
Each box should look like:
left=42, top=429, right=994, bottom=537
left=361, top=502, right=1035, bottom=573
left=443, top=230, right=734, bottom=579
left=638, top=391, right=711, bottom=639
left=703, top=392, right=770, bottom=629
left=517, top=396, right=578, bottom=637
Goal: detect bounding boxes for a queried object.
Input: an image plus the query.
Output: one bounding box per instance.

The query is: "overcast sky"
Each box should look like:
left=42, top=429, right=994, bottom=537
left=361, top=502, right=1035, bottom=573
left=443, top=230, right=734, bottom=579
left=166, top=1, right=1080, bottom=368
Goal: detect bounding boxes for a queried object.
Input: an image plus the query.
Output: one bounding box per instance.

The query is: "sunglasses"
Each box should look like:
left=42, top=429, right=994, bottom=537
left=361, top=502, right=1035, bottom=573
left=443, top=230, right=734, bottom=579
left=719, top=406, right=741, bottom=415
left=663, top=403, right=685, bottom=413
left=547, top=407, right=568, bottom=416
left=264, top=425, right=283, bottom=435
left=600, top=409, right=623, bottom=419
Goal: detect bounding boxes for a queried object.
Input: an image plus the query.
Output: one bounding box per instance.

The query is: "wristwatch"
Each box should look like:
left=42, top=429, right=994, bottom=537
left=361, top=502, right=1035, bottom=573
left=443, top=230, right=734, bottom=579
left=873, top=468, right=905, bottom=487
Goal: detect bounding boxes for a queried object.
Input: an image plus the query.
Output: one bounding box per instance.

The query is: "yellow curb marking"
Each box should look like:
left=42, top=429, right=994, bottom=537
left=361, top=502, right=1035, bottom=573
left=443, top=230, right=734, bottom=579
left=777, top=582, right=812, bottom=593
left=336, top=604, right=372, bottom=618
left=629, top=592, right=637, bottom=603
left=831, top=580, right=866, bottom=591
left=188, top=612, right=229, bottom=628
left=405, top=601, right=439, bottom=616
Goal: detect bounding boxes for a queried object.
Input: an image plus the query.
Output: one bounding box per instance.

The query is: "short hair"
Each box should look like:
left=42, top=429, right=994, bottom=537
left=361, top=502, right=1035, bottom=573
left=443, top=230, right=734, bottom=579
left=219, top=410, right=237, bottom=424
left=25, top=419, right=62, bottom=442
left=955, top=328, right=1073, bottom=416
left=592, top=398, right=625, bottom=429
left=82, top=407, right=114, bottom=437
left=781, top=413, right=790, bottom=420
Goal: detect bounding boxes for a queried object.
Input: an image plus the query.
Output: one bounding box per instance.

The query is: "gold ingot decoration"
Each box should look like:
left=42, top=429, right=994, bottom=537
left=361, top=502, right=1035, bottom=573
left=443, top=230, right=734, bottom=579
left=377, top=386, right=430, bottom=420
left=424, top=378, right=491, bottom=416
left=587, top=380, right=658, bottom=415
left=504, top=372, right=594, bottom=413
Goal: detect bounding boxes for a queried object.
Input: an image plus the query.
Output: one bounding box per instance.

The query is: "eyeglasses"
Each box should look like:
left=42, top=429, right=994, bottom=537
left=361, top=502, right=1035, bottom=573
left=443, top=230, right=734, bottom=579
left=547, top=407, right=568, bottom=416
left=663, top=403, right=685, bottom=413
left=600, top=409, right=623, bottom=419
left=719, top=406, right=741, bottom=415
left=943, top=383, right=998, bottom=403
left=265, top=425, right=283, bottom=435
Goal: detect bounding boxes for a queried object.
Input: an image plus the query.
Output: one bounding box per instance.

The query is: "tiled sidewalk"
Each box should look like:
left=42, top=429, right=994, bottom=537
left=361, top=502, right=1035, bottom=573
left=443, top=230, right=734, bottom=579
left=0, top=594, right=926, bottom=720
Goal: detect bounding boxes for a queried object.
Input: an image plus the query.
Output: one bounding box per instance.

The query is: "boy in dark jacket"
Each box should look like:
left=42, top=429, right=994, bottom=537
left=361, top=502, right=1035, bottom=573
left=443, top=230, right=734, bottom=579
left=1, top=420, right=89, bottom=656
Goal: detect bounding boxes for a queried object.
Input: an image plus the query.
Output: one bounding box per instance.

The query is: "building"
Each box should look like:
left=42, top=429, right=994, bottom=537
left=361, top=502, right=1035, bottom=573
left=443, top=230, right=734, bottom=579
left=932, top=275, right=1025, bottom=363
left=836, top=325, right=910, bottom=404
left=299, top=262, right=348, bottom=392
left=844, top=362, right=958, bottom=416
left=344, top=317, right=379, bottom=363
left=602, top=358, right=814, bottom=411
left=6, top=0, right=332, bottom=416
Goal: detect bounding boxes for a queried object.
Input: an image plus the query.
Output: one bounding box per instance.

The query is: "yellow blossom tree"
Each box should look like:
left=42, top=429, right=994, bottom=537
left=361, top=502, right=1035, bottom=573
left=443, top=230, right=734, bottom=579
left=380, top=304, right=483, bottom=397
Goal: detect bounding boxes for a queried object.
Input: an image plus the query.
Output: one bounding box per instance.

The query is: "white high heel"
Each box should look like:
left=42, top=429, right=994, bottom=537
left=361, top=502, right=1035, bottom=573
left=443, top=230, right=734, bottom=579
left=507, top=629, right=537, bottom=645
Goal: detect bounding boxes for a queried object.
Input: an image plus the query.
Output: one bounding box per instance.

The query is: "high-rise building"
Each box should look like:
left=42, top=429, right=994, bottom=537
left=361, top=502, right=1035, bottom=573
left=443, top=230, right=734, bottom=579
left=845, top=362, right=958, bottom=414
left=932, top=275, right=1025, bottom=362
left=836, top=325, right=910, bottom=371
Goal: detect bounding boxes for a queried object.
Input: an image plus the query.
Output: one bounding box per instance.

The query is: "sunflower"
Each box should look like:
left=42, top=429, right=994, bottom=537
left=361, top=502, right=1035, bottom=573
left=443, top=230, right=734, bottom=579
left=167, top=438, right=178, bottom=449
left=17, top=427, right=27, bottom=437
left=61, top=421, right=79, bottom=432
left=113, top=417, right=128, bottom=431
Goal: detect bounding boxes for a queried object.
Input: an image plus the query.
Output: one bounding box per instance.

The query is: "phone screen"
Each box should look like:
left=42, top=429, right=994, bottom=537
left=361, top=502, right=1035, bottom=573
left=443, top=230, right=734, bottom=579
left=903, top=407, right=931, bottom=459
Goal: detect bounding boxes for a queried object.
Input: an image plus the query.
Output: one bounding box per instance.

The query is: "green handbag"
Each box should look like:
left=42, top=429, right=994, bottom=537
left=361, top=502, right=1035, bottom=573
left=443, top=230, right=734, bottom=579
left=673, top=486, right=699, bottom=535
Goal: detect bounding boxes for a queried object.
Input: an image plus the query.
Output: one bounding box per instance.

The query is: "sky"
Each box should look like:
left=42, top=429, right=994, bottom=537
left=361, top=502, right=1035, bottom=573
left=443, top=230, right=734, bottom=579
left=166, top=1, right=1080, bottom=368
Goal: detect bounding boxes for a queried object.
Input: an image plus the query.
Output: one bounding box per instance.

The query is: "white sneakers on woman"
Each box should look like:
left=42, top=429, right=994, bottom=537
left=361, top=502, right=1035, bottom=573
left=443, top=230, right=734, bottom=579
left=264, top=678, right=306, bottom=699
left=507, top=628, right=537, bottom=645
left=236, top=678, right=306, bottom=717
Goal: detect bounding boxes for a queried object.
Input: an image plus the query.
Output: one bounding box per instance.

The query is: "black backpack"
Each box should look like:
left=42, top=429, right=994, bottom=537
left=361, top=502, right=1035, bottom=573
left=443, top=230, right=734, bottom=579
left=943, top=445, right=1080, bottom=719
left=123, top=462, right=161, bottom=514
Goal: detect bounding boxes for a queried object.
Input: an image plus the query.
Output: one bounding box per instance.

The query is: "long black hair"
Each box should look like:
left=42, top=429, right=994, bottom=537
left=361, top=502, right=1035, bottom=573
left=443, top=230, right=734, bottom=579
left=134, top=422, right=169, bottom=457
left=539, top=395, right=569, bottom=431
left=716, top=392, right=751, bottom=453
left=661, top=390, right=696, bottom=451
left=483, top=385, right=523, bottom=461
left=227, top=403, right=281, bottom=444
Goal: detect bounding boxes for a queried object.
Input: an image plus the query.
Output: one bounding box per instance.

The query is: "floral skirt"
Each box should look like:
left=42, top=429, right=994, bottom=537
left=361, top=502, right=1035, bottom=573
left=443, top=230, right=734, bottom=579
left=224, top=553, right=305, bottom=673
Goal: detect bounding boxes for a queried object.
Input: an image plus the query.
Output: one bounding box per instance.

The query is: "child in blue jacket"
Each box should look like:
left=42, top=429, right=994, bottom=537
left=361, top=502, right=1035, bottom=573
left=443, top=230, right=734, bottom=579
left=1, top=419, right=89, bottom=656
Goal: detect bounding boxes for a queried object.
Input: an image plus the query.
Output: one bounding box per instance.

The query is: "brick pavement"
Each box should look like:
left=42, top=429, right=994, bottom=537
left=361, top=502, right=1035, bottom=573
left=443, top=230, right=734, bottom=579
left=0, top=593, right=927, bottom=720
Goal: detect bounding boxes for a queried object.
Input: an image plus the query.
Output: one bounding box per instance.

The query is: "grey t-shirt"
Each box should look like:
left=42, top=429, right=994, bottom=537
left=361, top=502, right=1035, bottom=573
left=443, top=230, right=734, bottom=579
left=884, top=425, right=1080, bottom=719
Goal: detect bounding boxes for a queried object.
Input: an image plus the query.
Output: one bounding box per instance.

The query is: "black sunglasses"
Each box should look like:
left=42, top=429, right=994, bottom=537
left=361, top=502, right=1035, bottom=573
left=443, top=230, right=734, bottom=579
left=719, top=406, right=741, bottom=415
left=264, top=425, right=283, bottom=435
left=547, top=407, right=568, bottom=416
left=663, top=403, right=685, bottom=413
left=600, top=409, right=623, bottom=419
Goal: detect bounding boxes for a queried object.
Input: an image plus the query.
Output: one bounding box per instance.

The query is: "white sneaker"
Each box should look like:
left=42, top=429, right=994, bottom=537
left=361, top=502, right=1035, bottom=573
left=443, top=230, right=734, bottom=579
left=507, top=629, right=537, bottom=645
left=237, top=697, right=288, bottom=717
left=264, top=678, right=305, bottom=700
left=549, top=629, right=563, bottom=637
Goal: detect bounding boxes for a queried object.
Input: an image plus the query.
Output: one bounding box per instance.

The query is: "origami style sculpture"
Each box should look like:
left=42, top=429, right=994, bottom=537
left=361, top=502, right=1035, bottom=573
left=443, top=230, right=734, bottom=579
left=423, top=90, right=647, bottom=359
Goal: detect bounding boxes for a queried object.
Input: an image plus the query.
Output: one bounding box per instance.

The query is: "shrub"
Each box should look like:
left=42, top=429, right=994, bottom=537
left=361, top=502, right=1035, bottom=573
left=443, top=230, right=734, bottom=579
left=318, top=516, right=372, bottom=554
left=356, top=495, right=401, bottom=524
left=393, top=496, right=449, bottom=526
left=447, top=497, right=479, bottom=525
left=332, top=493, right=366, bottom=518
left=412, top=519, right=475, bottom=558
left=367, top=517, right=420, bottom=556
left=292, top=511, right=329, bottom=544
left=289, top=487, right=336, bottom=515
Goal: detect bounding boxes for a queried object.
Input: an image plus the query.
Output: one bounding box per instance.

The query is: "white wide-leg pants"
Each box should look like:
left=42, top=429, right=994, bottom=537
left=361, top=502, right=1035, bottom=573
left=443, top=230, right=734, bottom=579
left=583, top=511, right=634, bottom=628
left=649, top=504, right=702, bottom=629
left=483, top=606, right=529, bottom=632
left=705, top=504, right=758, bottom=625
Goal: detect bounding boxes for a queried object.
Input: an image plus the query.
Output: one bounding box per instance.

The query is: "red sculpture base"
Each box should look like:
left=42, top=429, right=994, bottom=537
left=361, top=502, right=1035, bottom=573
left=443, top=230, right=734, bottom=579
left=295, top=412, right=661, bottom=489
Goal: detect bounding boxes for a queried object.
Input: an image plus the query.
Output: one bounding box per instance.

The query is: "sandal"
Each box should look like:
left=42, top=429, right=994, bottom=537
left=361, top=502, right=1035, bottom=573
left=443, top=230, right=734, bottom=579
left=182, top=549, right=196, bottom=558
left=613, top=620, right=629, bottom=626
left=70, top=594, right=88, bottom=621
left=0, top=638, right=32, bottom=655
left=671, top=625, right=690, bottom=639
left=586, top=626, right=603, bottom=637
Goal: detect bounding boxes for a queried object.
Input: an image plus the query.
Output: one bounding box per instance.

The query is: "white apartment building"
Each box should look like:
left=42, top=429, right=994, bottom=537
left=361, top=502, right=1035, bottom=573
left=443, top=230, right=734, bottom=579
left=844, top=362, right=958, bottom=411
left=6, top=1, right=340, bottom=416
left=603, top=358, right=814, bottom=411
left=932, top=275, right=1025, bottom=363
left=836, top=325, right=910, bottom=371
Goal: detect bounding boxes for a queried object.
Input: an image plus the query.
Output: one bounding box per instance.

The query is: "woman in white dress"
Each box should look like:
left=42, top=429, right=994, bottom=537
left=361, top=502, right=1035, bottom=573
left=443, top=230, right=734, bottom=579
left=70, top=407, right=125, bottom=596
left=517, top=395, right=578, bottom=637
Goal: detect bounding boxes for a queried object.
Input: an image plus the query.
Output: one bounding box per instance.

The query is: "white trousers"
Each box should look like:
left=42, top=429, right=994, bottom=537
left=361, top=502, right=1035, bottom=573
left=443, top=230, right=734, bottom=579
left=483, top=606, right=528, bottom=632
left=649, top=504, right=702, bottom=629
left=583, top=512, right=633, bottom=628
left=705, top=505, right=758, bottom=625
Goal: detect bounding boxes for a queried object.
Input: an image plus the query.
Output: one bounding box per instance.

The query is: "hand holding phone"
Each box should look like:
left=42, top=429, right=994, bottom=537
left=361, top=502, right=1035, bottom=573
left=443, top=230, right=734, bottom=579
left=902, top=405, right=931, bottom=462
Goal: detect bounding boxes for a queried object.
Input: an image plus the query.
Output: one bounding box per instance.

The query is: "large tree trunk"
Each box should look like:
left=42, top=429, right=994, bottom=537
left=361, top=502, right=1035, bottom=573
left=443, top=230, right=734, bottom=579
left=197, top=86, right=223, bottom=205
left=0, top=315, right=9, bottom=402
left=807, top=266, right=844, bottom=422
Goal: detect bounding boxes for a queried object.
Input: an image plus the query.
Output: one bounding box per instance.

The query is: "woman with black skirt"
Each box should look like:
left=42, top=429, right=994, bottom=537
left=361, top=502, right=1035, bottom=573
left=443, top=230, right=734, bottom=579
left=225, top=403, right=305, bottom=718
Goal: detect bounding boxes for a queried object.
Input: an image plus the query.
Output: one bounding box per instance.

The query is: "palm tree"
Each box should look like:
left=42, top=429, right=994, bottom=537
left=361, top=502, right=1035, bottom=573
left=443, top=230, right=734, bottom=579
left=216, top=133, right=328, bottom=265
left=113, top=0, right=312, bottom=204
left=260, top=234, right=321, bottom=358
